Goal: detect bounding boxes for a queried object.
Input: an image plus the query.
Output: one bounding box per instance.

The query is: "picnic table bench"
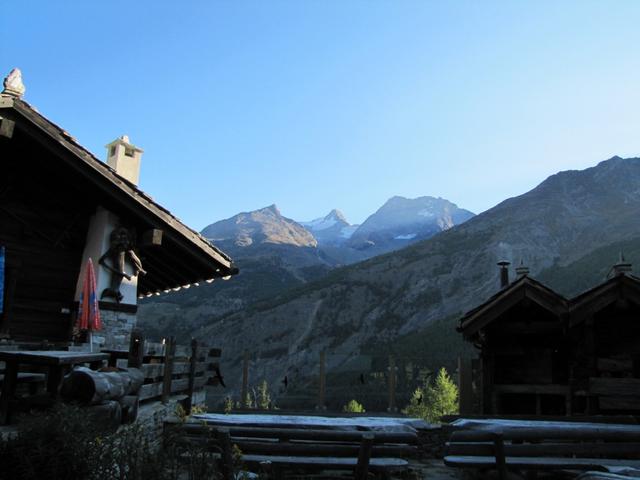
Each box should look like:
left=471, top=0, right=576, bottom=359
left=167, top=414, right=421, bottom=479
left=444, top=423, right=640, bottom=479
left=0, top=350, right=108, bottom=424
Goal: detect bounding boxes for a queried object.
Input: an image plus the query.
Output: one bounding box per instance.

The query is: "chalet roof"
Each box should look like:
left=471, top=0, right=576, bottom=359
left=0, top=95, right=238, bottom=296
left=569, top=272, right=640, bottom=326
left=457, top=275, right=569, bottom=339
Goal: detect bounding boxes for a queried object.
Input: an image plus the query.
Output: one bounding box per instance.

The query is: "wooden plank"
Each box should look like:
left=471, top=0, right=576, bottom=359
left=179, top=424, right=418, bottom=444
left=241, top=455, right=408, bottom=471
left=493, top=384, right=569, bottom=395
left=0, top=360, right=18, bottom=424
left=185, top=339, right=198, bottom=414
left=598, top=358, right=633, bottom=373
left=141, top=361, right=210, bottom=378
left=599, top=396, right=640, bottom=411
left=217, top=427, right=234, bottom=480
left=355, top=433, right=374, bottom=480
left=450, top=427, right=640, bottom=442
left=201, top=439, right=416, bottom=458
left=590, top=377, right=640, bottom=397
left=0, top=373, right=46, bottom=384
left=161, top=337, right=176, bottom=403
left=127, top=329, right=144, bottom=368
left=0, top=351, right=108, bottom=366
left=241, top=350, right=249, bottom=409
left=458, top=357, right=474, bottom=415
left=388, top=355, right=397, bottom=413
left=447, top=441, right=640, bottom=458
left=139, top=376, right=207, bottom=401
left=444, top=455, right=640, bottom=470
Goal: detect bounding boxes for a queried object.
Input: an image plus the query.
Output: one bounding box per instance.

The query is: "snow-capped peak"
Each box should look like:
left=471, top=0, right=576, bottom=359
left=301, top=209, right=349, bottom=232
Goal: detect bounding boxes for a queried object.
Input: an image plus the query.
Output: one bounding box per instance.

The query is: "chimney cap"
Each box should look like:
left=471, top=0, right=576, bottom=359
left=608, top=251, right=632, bottom=278
left=515, top=259, right=530, bottom=277
left=105, top=135, right=144, bottom=153
left=2, top=68, right=26, bottom=98
left=498, top=260, right=510, bottom=288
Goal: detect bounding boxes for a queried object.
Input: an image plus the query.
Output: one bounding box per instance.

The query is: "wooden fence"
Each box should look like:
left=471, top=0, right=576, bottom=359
left=107, top=329, right=221, bottom=413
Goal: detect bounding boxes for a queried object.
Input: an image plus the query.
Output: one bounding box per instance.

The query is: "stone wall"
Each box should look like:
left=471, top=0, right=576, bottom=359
left=95, top=308, right=137, bottom=350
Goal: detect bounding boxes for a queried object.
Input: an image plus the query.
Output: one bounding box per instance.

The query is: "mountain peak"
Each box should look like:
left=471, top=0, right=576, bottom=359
left=201, top=204, right=316, bottom=248
left=327, top=209, right=348, bottom=223
left=259, top=204, right=281, bottom=215
left=349, top=195, right=475, bottom=249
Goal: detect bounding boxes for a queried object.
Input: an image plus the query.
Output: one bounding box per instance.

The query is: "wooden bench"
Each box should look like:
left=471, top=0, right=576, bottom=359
left=168, top=420, right=417, bottom=479
left=444, top=427, right=640, bottom=479
left=0, top=372, right=46, bottom=395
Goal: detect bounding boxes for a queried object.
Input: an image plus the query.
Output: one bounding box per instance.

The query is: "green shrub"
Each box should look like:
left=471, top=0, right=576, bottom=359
left=403, top=367, right=458, bottom=423
left=342, top=399, right=366, bottom=413
left=257, top=380, right=272, bottom=410
left=0, top=404, right=222, bottom=480
left=223, top=396, right=234, bottom=414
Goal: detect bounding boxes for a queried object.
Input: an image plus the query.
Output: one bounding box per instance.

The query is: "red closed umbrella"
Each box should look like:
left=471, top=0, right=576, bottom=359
left=78, top=258, right=101, bottom=351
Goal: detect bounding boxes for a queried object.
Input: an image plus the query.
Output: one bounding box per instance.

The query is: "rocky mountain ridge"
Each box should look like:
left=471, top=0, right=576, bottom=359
left=194, top=156, right=640, bottom=399
left=347, top=195, right=475, bottom=254
left=139, top=194, right=475, bottom=350
left=201, top=204, right=317, bottom=249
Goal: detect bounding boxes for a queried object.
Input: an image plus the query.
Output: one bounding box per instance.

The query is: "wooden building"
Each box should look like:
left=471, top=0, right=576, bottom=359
left=0, top=69, right=237, bottom=346
left=458, top=260, right=640, bottom=416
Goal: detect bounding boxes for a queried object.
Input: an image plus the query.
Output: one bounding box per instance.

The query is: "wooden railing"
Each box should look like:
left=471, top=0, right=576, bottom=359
left=103, top=329, right=221, bottom=413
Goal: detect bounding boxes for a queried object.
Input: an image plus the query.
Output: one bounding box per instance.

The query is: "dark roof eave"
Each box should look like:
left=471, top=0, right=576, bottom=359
left=458, top=276, right=568, bottom=336
left=1, top=96, right=237, bottom=279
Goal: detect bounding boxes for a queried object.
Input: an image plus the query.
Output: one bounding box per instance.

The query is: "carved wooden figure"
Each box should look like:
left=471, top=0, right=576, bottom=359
left=99, top=226, right=146, bottom=302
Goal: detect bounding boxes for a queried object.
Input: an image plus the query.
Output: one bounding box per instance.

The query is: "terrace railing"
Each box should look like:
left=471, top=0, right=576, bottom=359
left=103, top=329, right=221, bottom=413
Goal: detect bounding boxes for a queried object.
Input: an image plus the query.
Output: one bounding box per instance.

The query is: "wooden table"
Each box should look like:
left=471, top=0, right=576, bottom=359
left=0, top=350, right=109, bottom=424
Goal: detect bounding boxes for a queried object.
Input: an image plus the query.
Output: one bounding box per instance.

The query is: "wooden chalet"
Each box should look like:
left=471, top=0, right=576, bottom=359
left=0, top=69, right=237, bottom=347
left=458, top=259, right=640, bottom=416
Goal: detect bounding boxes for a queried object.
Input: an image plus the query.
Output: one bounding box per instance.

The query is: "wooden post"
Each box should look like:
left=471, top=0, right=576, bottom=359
left=316, top=349, right=326, bottom=410
left=585, top=317, right=598, bottom=414
left=241, top=350, right=249, bottom=409
left=217, top=427, right=234, bottom=480
left=0, top=360, right=18, bottom=425
left=492, top=430, right=507, bottom=480
left=458, top=357, right=473, bottom=415
left=354, top=433, right=374, bottom=480
left=127, top=328, right=145, bottom=369
left=388, top=354, right=397, bottom=413
left=161, top=336, right=176, bottom=404
left=481, top=353, right=495, bottom=414
left=185, top=338, right=198, bottom=414
left=0, top=264, right=20, bottom=337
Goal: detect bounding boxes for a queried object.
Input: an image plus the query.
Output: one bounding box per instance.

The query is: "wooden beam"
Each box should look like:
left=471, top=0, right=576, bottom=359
left=8, top=106, right=234, bottom=273
left=127, top=329, right=145, bottom=369
left=590, top=377, right=640, bottom=397
left=0, top=117, right=15, bottom=138
left=161, top=337, right=176, bottom=403
left=493, top=384, right=569, bottom=395
left=185, top=338, right=198, bottom=414
left=142, top=228, right=163, bottom=247
left=241, top=350, right=249, bottom=409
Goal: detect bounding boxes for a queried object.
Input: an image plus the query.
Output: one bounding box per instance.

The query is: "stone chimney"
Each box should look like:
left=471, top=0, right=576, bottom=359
left=497, top=261, right=510, bottom=288
left=105, top=135, right=143, bottom=185
left=515, top=259, right=530, bottom=278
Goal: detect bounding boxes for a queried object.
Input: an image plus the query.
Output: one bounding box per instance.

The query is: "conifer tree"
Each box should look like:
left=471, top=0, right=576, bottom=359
left=403, top=367, right=458, bottom=423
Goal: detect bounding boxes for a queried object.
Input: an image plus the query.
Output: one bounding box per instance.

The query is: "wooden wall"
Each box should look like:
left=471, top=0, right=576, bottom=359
left=482, top=301, right=568, bottom=415
left=0, top=130, right=93, bottom=341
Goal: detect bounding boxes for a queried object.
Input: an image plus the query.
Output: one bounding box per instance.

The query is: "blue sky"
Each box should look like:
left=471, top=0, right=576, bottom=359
left=2, top=1, right=639, bottom=228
